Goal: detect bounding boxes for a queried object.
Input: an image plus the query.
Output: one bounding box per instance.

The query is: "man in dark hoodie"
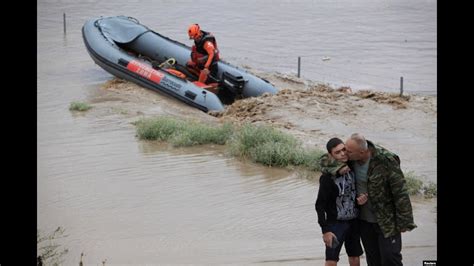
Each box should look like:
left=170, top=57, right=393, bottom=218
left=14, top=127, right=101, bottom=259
left=316, top=137, right=364, bottom=266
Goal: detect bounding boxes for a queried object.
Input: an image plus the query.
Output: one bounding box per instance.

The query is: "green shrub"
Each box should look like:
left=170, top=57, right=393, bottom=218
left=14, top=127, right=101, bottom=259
left=404, top=171, right=424, bottom=195
left=404, top=171, right=437, bottom=198
left=135, top=117, right=233, bottom=146
left=69, top=101, right=91, bottom=111
left=301, top=148, right=327, bottom=171
left=135, top=117, right=186, bottom=141
left=171, top=122, right=233, bottom=147
left=228, top=124, right=308, bottom=167
left=423, top=181, right=437, bottom=199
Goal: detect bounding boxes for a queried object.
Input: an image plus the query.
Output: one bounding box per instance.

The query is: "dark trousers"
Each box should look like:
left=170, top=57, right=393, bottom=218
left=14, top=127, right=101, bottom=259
left=204, top=62, right=219, bottom=82
left=359, top=219, right=403, bottom=266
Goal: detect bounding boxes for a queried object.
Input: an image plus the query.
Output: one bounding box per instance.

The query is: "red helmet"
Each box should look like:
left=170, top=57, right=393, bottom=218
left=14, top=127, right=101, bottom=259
left=188, top=24, right=200, bottom=40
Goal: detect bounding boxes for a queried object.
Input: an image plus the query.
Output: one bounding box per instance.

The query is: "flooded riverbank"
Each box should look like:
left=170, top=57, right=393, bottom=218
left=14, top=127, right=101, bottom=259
left=38, top=0, right=436, bottom=263
left=42, top=75, right=436, bottom=264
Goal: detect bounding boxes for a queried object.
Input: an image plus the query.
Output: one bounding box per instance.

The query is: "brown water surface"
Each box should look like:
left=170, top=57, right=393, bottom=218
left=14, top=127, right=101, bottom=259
left=38, top=0, right=436, bottom=264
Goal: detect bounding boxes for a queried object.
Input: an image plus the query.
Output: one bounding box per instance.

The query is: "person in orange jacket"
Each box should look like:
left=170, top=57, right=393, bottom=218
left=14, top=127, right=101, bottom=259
left=187, top=24, right=220, bottom=84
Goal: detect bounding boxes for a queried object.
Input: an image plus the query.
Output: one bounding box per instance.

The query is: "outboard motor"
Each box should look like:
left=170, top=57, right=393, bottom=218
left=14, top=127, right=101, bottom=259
left=218, top=71, right=246, bottom=104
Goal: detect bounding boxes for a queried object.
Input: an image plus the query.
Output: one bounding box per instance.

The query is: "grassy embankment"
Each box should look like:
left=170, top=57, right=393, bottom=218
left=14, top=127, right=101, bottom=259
left=134, top=116, right=436, bottom=198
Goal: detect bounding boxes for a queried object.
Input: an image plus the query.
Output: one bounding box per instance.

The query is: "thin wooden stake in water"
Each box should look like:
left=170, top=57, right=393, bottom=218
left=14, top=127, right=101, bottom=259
left=400, top=76, right=404, bottom=96
left=63, top=13, right=66, bottom=34
left=297, top=56, right=301, bottom=78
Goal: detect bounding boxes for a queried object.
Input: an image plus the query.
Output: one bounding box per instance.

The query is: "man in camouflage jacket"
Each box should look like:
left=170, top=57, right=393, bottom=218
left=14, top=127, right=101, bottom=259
left=320, top=133, right=416, bottom=266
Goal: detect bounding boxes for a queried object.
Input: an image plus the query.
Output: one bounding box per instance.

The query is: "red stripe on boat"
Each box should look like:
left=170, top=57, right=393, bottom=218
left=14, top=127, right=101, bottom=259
left=127, top=60, right=164, bottom=83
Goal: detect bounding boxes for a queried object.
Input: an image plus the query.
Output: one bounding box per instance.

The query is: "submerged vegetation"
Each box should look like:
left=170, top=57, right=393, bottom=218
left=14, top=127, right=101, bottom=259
left=135, top=117, right=323, bottom=168
left=228, top=123, right=325, bottom=169
left=37, top=227, right=109, bottom=266
left=135, top=117, right=233, bottom=146
left=69, top=101, right=92, bottom=111
left=134, top=116, right=436, bottom=198
left=405, top=171, right=437, bottom=199
left=37, top=227, right=69, bottom=266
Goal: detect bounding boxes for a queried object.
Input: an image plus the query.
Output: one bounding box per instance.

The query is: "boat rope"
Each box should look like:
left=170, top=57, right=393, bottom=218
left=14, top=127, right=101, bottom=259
left=158, top=58, right=176, bottom=69
left=127, top=16, right=140, bottom=24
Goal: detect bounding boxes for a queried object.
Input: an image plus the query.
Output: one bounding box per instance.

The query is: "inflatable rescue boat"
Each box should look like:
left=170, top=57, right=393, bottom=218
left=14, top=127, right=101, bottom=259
left=82, top=16, right=278, bottom=112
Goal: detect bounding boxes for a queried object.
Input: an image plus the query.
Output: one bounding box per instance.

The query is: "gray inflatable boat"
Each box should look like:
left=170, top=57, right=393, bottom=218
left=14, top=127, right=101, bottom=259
left=82, top=16, right=278, bottom=112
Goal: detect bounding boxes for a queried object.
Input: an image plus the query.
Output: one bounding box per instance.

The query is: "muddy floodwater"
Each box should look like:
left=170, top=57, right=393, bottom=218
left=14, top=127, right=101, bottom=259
left=38, top=0, right=436, bottom=264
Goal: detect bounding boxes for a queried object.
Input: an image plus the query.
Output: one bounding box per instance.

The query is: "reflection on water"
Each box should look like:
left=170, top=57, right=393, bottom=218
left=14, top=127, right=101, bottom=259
left=38, top=119, right=436, bottom=264
left=40, top=127, right=321, bottom=264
